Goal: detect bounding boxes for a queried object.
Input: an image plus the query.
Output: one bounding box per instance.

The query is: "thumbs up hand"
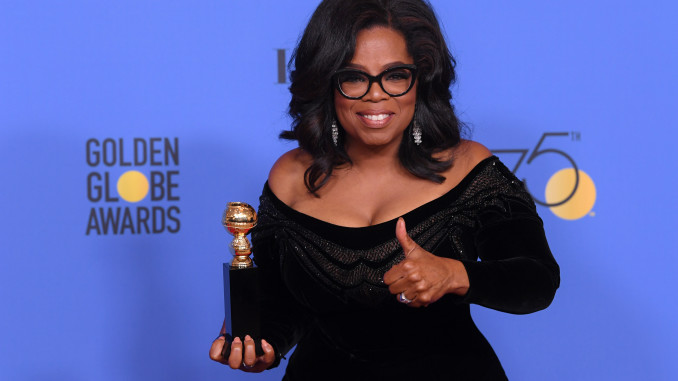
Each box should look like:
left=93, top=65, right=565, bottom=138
left=383, top=218, right=470, bottom=307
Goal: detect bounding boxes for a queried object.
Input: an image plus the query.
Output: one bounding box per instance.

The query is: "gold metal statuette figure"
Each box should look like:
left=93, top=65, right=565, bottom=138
left=223, top=202, right=257, bottom=269
left=222, top=202, right=263, bottom=357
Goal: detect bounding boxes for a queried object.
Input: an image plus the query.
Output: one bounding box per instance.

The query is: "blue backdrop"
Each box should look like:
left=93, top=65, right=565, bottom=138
left=1, top=1, right=676, bottom=380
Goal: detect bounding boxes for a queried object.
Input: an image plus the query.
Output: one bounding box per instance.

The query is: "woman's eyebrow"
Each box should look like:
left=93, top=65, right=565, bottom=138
left=343, top=61, right=411, bottom=71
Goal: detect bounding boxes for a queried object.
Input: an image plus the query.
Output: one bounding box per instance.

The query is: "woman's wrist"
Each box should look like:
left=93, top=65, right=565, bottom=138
left=446, top=258, right=470, bottom=296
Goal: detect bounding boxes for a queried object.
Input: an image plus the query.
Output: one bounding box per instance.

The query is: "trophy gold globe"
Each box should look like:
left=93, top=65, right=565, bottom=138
left=223, top=202, right=257, bottom=269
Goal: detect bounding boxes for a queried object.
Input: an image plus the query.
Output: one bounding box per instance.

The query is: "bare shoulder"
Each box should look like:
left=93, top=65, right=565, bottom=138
left=438, top=140, right=492, bottom=174
left=455, top=140, right=493, bottom=167
left=428, top=140, right=492, bottom=191
left=267, top=148, right=312, bottom=204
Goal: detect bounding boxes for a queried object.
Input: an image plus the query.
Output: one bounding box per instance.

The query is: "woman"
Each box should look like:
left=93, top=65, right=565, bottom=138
left=210, top=0, right=559, bottom=379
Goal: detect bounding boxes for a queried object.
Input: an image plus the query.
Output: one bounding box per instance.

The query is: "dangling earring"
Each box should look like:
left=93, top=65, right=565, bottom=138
left=331, top=120, right=339, bottom=146
left=413, top=121, right=422, bottom=145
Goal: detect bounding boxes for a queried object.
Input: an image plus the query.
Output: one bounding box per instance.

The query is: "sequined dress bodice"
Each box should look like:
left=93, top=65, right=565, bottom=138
left=249, top=156, right=559, bottom=380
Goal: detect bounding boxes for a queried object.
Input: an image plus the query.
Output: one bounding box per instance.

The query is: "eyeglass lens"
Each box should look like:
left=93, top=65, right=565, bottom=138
left=336, top=67, right=414, bottom=98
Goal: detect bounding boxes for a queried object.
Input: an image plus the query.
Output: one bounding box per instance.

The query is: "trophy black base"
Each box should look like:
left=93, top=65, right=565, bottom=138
left=223, top=264, right=263, bottom=358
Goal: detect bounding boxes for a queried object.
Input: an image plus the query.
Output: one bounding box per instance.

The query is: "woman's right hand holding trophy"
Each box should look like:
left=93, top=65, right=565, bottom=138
left=209, top=322, right=276, bottom=372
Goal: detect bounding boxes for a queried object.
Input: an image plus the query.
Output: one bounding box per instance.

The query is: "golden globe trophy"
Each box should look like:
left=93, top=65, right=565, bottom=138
left=221, top=202, right=263, bottom=357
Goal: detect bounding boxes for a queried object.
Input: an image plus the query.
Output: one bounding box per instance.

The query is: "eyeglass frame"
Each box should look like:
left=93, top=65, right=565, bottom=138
left=333, top=64, right=418, bottom=100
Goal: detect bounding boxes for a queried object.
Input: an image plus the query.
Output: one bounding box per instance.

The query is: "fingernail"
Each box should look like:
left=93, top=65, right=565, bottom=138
left=233, top=337, right=241, bottom=343
left=244, top=335, right=253, bottom=341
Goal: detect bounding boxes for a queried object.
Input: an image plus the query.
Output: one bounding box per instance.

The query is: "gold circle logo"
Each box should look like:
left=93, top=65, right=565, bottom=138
left=545, top=168, right=596, bottom=220
left=117, top=170, right=149, bottom=203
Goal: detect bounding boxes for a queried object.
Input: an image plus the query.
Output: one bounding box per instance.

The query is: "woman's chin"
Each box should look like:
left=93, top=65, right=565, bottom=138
left=346, top=134, right=403, bottom=150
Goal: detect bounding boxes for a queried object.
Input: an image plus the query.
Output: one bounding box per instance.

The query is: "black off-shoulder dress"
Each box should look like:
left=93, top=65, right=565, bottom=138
left=250, top=156, right=560, bottom=381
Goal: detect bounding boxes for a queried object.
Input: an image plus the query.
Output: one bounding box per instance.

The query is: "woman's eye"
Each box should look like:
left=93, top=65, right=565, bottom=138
left=385, top=70, right=411, bottom=81
left=341, top=73, right=366, bottom=83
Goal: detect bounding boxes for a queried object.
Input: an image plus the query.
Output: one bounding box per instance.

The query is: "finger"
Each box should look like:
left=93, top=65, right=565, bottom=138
left=411, top=294, right=434, bottom=308
left=387, top=279, right=406, bottom=295
left=387, top=269, right=424, bottom=294
left=385, top=254, right=424, bottom=287
left=395, top=218, right=418, bottom=257
left=401, top=290, right=417, bottom=303
left=414, top=291, right=433, bottom=307
left=260, top=339, right=275, bottom=366
left=209, top=334, right=226, bottom=362
left=237, top=338, right=276, bottom=373
left=383, top=262, right=405, bottom=285
left=227, top=337, right=243, bottom=369
left=243, top=335, right=256, bottom=368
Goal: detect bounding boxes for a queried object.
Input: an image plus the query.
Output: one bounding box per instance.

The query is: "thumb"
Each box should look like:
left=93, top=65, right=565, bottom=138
left=396, top=217, right=418, bottom=257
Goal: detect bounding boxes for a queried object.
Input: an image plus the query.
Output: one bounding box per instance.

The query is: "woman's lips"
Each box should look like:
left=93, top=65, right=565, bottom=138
left=357, top=112, right=394, bottom=127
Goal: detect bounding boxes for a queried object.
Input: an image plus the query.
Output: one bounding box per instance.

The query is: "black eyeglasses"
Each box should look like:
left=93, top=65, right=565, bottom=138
left=333, top=64, right=417, bottom=100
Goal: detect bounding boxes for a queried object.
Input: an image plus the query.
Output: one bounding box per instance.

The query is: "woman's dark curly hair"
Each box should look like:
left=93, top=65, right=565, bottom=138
left=281, top=0, right=462, bottom=193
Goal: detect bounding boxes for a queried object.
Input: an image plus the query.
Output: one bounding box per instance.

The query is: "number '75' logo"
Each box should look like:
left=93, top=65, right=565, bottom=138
left=493, top=132, right=579, bottom=207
